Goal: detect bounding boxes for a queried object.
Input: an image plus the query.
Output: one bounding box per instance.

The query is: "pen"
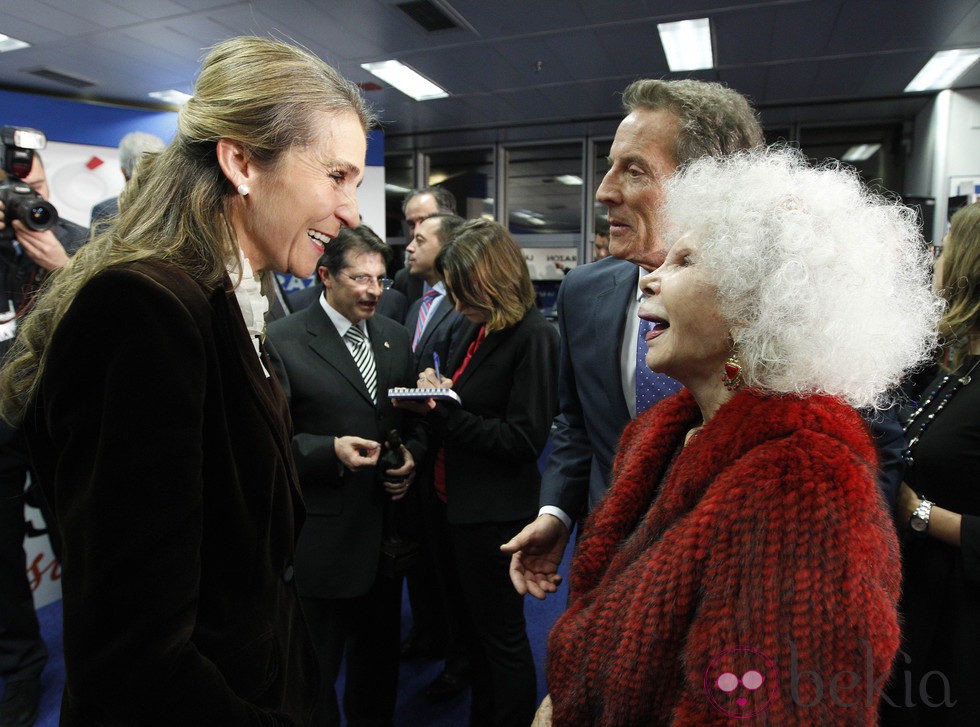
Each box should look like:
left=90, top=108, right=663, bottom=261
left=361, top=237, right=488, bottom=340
left=433, top=352, right=441, bottom=383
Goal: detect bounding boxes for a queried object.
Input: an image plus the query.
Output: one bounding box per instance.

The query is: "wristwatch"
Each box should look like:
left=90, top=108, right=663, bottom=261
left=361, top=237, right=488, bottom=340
left=909, top=498, right=934, bottom=537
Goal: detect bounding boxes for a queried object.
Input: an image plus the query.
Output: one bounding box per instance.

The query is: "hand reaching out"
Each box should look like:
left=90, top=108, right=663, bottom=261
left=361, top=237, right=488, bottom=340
left=500, top=514, right=569, bottom=599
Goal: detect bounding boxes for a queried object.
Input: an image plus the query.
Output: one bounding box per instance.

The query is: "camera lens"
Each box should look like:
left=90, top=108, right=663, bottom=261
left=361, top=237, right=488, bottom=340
left=28, top=204, right=52, bottom=228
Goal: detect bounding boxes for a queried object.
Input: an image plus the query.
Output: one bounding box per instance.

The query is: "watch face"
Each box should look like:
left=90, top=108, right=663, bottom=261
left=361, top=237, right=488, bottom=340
left=910, top=516, right=927, bottom=532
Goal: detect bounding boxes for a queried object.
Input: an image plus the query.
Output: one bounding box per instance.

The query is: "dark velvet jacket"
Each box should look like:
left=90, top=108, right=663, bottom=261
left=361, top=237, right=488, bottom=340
left=23, top=259, right=317, bottom=726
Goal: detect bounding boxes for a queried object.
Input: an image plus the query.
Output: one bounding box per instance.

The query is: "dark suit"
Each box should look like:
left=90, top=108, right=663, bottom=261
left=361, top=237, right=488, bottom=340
left=431, top=307, right=559, bottom=727
left=539, top=256, right=638, bottom=518
left=89, top=196, right=118, bottom=227
left=265, top=303, right=423, bottom=726
left=405, top=293, right=470, bottom=374
left=23, top=260, right=318, bottom=725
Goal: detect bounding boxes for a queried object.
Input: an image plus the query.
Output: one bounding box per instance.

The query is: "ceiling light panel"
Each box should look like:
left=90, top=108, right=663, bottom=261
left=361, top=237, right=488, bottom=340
left=361, top=60, right=448, bottom=101
left=0, top=33, right=30, bottom=53
left=905, top=48, right=980, bottom=92
left=658, top=18, right=713, bottom=72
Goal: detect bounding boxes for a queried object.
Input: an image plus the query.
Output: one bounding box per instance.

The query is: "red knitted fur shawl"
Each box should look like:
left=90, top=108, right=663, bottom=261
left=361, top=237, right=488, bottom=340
left=547, top=389, right=900, bottom=725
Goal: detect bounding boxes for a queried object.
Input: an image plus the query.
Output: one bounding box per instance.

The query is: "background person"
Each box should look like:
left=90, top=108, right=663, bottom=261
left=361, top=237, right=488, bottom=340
left=265, top=227, right=422, bottom=727
left=882, top=201, right=980, bottom=725
left=284, top=223, right=408, bottom=323
left=89, top=130, right=166, bottom=227
left=539, top=148, right=941, bottom=725
left=0, top=149, right=88, bottom=727
left=592, top=218, right=610, bottom=261
left=0, top=36, right=370, bottom=725
left=400, top=212, right=474, bottom=702
left=407, top=219, right=559, bottom=726
left=391, top=186, right=456, bottom=305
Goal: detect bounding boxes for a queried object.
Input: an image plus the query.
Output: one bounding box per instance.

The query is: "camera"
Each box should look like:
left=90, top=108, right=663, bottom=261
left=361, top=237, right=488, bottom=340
left=0, top=126, right=58, bottom=241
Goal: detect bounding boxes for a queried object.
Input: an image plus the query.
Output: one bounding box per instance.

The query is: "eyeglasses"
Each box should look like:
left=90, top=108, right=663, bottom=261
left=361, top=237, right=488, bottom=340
left=341, top=270, right=393, bottom=290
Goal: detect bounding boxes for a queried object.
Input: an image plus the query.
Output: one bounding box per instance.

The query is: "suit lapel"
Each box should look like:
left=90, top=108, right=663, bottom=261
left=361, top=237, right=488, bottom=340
left=416, top=300, right=451, bottom=353
left=593, top=262, right=638, bottom=415
left=220, top=279, right=302, bottom=507
left=304, top=305, right=376, bottom=408
left=367, top=317, right=394, bottom=393
left=405, top=298, right=421, bottom=333
left=453, top=321, right=510, bottom=390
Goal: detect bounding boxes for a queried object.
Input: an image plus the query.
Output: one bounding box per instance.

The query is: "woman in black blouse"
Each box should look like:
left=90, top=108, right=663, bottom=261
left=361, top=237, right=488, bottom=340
left=883, top=201, right=980, bottom=726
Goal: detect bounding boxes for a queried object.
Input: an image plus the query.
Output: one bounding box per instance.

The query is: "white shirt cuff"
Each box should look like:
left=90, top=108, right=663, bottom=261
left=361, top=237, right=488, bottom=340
left=538, top=505, right=572, bottom=531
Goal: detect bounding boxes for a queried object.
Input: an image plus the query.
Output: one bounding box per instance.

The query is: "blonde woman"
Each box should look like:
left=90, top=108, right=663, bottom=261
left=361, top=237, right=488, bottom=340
left=0, top=37, right=371, bottom=725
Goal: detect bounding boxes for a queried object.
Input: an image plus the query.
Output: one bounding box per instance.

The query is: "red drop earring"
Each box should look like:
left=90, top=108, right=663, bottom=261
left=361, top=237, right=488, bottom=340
left=723, top=353, right=744, bottom=391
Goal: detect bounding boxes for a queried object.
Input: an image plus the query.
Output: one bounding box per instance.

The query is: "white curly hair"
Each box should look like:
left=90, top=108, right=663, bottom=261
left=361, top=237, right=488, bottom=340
left=660, top=146, right=943, bottom=410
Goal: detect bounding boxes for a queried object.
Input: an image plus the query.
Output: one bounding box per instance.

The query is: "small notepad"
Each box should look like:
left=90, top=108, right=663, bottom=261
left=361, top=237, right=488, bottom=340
left=388, top=387, right=462, bottom=405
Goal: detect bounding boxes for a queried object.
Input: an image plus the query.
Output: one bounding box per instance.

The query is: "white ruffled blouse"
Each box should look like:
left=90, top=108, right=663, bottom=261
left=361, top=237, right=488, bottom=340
left=228, top=250, right=270, bottom=376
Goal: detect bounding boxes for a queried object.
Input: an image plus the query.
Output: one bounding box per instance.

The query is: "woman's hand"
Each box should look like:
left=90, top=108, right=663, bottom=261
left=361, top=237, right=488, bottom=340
left=531, top=694, right=553, bottom=726
left=417, top=366, right=452, bottom=389
left=897, top=482, right=920, bottom=527
left=390, top=367, right=453, bottom=413
left=391, top=398, right=436, bottom=414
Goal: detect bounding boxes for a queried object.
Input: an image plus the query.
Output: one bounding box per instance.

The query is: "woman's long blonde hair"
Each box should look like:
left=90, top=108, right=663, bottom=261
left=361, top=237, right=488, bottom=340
left=938, top=202, right=980, bottom=370
left=0, top=36, right=372, bottom=424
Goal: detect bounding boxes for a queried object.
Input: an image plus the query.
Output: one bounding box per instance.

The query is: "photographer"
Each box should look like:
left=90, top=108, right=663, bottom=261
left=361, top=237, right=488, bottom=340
left=0, top=150, right=87, bottom=727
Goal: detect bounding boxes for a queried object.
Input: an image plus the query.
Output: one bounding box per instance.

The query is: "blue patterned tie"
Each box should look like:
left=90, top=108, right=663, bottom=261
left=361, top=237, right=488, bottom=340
left=636, top=318, right=683, bottom=415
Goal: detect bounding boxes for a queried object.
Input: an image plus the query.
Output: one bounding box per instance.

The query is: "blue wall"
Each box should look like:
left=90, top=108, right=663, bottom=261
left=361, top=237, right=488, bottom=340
left=0, top=90, right=178, bottom=145
left=0, top=89, right=385, bottom=159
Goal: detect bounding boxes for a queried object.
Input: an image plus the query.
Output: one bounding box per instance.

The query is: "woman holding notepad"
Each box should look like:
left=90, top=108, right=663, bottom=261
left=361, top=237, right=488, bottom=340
left=407, top=219, right=559, bottom=727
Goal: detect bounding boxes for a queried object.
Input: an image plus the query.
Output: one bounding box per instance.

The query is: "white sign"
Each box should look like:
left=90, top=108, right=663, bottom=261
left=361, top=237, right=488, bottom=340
left=522, top=247, right=578, bottom=281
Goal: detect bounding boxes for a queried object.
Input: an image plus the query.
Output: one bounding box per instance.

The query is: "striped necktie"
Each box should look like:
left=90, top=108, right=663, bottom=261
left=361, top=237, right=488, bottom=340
left=344, top=324, right=377, bottom=403
left=636, top=318, right=682, bottom=415
left=413, top=289, right=441, bottom=351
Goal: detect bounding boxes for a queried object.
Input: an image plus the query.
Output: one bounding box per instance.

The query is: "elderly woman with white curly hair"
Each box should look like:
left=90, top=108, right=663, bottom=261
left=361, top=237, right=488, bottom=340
left=538, top=147, right=942, bottom=726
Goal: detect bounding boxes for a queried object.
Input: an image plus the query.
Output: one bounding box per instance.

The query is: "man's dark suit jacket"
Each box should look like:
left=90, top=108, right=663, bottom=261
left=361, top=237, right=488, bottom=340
left=432, top=307, right=559, bottom=525
left=24, top=260, right=318, bottom=725
left=538, top=256, right=638, bottom=519
left=89, top=196, right=118, bottom=227
left=404, top=293, right=470, bottom=374
left=264, top=305, right=423, bottom=600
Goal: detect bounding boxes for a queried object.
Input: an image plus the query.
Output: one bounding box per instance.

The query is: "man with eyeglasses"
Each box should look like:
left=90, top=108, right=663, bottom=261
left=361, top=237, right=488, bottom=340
left=265, top=226, right=425, bottom=727
left=284, top=224, right=409, bottom=323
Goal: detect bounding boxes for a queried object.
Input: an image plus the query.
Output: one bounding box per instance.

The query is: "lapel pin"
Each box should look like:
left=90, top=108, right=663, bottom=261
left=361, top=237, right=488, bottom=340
left=384, top=341, right=390, bottom=348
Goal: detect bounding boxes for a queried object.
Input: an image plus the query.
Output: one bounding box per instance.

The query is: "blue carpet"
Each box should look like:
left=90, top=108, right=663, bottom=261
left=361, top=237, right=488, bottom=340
left=9, top=536, right=573, bottom=726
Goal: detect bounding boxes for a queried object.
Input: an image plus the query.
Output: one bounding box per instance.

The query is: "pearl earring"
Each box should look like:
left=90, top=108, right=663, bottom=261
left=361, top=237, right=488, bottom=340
left=237, top=183, right=250, bottom=196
